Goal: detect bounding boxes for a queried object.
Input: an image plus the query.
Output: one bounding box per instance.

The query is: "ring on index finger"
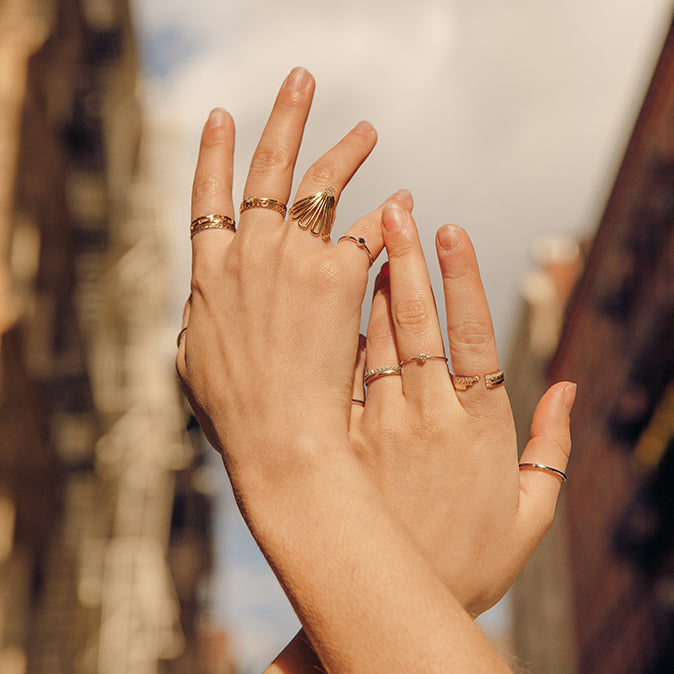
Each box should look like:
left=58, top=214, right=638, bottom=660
left=191, top=214, right=236, bottom=238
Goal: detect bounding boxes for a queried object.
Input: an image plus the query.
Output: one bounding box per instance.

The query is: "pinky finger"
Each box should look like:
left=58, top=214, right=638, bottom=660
left=517, top=382, right=576, bottom=529
left=175, top=295, right=192, bottom=377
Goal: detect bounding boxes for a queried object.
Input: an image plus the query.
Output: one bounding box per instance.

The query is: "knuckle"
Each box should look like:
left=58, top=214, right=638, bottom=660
left=394, top=298, right=434, bottom=331
left=447, top=319, right=493, bottom=350
left=249, top=144, right=293, bottom=176
left=304, top=164, right=339, bottom=188
left=366, top=316, right=393, bottom=348
left=192, top=174, right=226, bottom=204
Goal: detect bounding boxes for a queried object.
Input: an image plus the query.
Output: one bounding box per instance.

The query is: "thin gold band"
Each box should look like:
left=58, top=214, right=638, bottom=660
left=364, top=365, right=402, bottom=386
left=337, top=235, right=374, bottom=267
left=399, top=354, right=448, bottom=368
left=519, top=462, right=567, bottom=483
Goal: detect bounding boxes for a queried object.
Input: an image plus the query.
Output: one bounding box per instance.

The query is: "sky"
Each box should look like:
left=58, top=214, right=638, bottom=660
left=130, top=1, right=673, bottom=670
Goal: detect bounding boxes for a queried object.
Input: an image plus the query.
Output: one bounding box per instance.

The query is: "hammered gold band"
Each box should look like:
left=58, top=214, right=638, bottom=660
left=399, top=354, right=448, bottom=368
left=364, top=365, right=402, bottom=386
left=240, top=196, right=287, bottom=218
left=451, top=369, right=505, bottom=391
left=191, top=214, right=236, bottom=238
left=337, top=235, right=374, bottom=267
left=289, top=187, right=336, bottom=240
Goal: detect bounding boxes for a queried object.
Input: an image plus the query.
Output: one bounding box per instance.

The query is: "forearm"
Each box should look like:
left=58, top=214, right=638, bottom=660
left=236, top=441, right=510, bottom=673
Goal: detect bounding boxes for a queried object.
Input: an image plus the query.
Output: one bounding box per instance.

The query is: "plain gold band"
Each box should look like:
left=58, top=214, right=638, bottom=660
left=519, top=462, right=567, bottom=483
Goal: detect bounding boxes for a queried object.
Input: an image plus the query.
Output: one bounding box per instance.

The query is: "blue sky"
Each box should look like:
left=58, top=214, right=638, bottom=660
left=130, top=1, right=673, bottom=669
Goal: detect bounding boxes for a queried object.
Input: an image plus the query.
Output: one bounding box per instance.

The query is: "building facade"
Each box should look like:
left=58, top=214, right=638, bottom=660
left=0, top=1, right=223, bottom=671
left=510, top=16, right=673, bottom=674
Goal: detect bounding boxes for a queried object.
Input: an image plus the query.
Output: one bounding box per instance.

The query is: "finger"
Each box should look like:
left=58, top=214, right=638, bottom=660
left=190, top=108, right=236, bottom=270
left=436, top=225, right=503, bottom=403
left=175, top=295, right=192, bottom=378
left=363, top=264, right=403, bottom=395
left=382, top=205, right=448, bottom=394
left=287, top=121, right=377, bottom=243
left=335, top=189, right=413, bottom=272
left=240, top=67, right=315, bottom=226
left=518, top=382, right=576, bottom=528
left=350, top=335, right=367, bottom=423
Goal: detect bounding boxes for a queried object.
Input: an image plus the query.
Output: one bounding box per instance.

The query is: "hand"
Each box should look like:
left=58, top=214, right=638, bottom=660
left=176, top=67, right=404, bottom=482
left=178, top=69, right=512, bottom=672
left=349, top=203, right=575, bottom=617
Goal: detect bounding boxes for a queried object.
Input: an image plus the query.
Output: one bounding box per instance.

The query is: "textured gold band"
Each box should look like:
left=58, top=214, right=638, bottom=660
left=451, top=369, right=505, bottom=391
left=191, top=214, right=236, bottom=237
left=240, top=196, right=287, bottom=218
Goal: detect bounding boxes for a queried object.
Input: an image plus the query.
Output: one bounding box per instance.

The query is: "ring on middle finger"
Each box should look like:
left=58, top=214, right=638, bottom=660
left=364, top=365, right=402, bottom=386
left=289, top=187, right=336, bottom=240
left=399, top=354, right=448, bottom=368
left=240, top=196, right=288, bottom=219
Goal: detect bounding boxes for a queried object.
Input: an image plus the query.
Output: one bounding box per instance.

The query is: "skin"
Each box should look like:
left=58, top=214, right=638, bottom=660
left=176, top=67, right=574, bottom=672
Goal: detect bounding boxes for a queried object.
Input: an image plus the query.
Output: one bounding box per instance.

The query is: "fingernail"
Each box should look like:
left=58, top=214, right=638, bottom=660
left=285, top=66, right=309, bottom=90
left=382, top=204, right=405, bottom=232
left=353, top=120, right=375, bottom=136
left=206, top=107, right=226, bottom=128
left=437, top=224, right=461, bottom=250
left=563, top=382, right=577, bottom=413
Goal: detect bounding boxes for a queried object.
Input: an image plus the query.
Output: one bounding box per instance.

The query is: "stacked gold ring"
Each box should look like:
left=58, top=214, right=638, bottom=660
left=191, top=214, right=236, bottom=238
left=240, top=196, right=287, bottom=218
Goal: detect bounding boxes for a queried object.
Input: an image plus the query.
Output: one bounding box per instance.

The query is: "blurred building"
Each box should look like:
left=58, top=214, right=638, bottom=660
left=0, top=0, right=228, bottom=672
left=509, top=15, right=673, bottom=674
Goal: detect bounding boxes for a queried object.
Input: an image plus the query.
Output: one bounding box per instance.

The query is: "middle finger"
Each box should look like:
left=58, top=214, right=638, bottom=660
left=240, top=67, right=315, bottom=228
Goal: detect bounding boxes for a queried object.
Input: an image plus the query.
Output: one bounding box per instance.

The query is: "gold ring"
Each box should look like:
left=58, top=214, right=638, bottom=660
left=191, top=214, right=236, bottom=238
left=485, top=369, right=505, bottom=389
left=337, top=235, right=374, bottom=267
left=364, top=365, right=402, bottom=386
left=519, top=462, right=567, bottom=483
left=176, top=327, right=188, bottom=348
left=351, top=398, right=365, bottom=406
left=450, top=369, right=505, bottom=391
left=289, top=187, right=336, bottom=241
left=399, top=354, right=448, bottom=368
left=240, top=196, right=287, bottom=218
